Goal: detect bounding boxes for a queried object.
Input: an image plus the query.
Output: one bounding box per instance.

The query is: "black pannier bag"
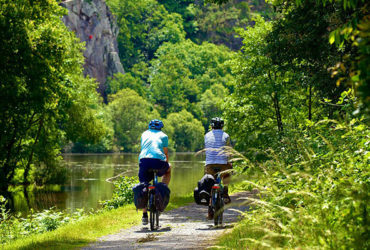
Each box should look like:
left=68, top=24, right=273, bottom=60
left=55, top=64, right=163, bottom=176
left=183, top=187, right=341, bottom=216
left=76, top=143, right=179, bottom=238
left=132, top=183, right=148, bottom=209
left=194, top=174, right=215, bottom=206
left=154, top=182, right=171, bottom=212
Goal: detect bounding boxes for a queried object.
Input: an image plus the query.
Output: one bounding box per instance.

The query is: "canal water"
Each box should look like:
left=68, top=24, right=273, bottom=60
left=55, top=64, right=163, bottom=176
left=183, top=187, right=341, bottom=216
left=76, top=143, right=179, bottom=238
left=11, top=153, right=205, bottom=214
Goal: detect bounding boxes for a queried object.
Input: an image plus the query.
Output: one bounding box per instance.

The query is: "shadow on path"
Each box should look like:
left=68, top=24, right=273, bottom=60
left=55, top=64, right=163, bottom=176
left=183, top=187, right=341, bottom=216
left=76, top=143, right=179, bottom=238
left=83, top=192, right=251, bottom=250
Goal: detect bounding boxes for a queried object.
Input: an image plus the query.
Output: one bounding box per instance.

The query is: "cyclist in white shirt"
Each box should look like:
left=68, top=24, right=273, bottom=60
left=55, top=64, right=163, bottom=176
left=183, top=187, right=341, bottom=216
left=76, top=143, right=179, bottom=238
left=204, top=117, right=232, bottom=219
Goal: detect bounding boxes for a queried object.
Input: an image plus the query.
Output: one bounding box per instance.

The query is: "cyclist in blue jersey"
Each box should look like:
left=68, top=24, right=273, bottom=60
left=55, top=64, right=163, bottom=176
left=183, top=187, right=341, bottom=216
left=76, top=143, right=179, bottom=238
left=138, top=119, right=171, bottom=225
left=204, top=117, right=232, bottom=219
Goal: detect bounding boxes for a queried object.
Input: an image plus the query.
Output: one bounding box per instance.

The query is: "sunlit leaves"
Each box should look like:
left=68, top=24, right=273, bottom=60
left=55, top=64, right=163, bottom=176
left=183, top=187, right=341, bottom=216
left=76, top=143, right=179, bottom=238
left=108, top=89, right=160, bottom=152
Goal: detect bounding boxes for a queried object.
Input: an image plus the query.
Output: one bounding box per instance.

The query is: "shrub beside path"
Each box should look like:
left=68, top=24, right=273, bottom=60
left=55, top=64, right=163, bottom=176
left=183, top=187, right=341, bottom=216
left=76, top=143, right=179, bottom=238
left=82, top=192, right=251, bottom=250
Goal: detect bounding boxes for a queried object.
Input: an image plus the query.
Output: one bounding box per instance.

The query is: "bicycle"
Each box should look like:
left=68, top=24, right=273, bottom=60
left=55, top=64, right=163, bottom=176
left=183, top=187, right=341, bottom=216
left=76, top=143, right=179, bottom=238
left=210, top=172, right=224, bottom=226
left=147, top=169, right=159, bottom=231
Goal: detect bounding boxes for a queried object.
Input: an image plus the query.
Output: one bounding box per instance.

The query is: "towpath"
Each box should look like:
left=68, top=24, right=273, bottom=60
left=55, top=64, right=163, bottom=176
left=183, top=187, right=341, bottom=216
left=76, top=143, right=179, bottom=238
left=83, top=192, right=251, bottom=250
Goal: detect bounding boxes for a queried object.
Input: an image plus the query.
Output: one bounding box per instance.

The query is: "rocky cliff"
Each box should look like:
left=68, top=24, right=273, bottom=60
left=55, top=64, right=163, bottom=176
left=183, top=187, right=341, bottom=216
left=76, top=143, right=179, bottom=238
left=60, top=0, right=124, bottom=96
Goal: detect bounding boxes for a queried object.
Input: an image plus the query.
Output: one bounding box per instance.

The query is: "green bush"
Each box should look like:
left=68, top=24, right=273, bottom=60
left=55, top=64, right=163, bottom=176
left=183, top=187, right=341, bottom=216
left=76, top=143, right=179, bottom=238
left=0, top=196, right=87, bottom=244
left=103, top=176, right=138, bottom=209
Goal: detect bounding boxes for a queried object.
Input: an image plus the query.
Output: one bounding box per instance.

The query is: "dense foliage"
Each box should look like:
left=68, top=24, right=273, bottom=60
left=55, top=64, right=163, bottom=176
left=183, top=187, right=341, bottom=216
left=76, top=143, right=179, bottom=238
left=164, top=110, right=205, bottom=151
left=212, top=0, right=369, bottom=248
left=81, top=0, right=268, bottom=154
left=0, top=0, right=369, bottom=248
left=219, top=118, right=369, bottom=249
left=108, top=89, right=160, bottom=152
left=107, top=0, right=185, bottom=70
left=0, top=0, right=108, bottom=192
left=2, top=0, right=267, bottom=191
left=91, top=0, right=277, bottom=154
left=224, top=4, right=367, bottom=156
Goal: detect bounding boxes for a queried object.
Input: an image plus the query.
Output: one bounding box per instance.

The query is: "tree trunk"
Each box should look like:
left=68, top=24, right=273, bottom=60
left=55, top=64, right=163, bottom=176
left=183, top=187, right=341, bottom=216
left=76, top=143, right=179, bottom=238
left=268, top=71, right=284, bottom=134
left=1, top=122, right=19, bottom=193
left=23, top=118, right=44, bottom=185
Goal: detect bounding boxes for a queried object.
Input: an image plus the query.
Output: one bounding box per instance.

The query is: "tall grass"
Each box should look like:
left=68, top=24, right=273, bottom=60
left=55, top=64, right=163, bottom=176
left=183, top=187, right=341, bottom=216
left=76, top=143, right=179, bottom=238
left=216, top=118, right=369, bottom=249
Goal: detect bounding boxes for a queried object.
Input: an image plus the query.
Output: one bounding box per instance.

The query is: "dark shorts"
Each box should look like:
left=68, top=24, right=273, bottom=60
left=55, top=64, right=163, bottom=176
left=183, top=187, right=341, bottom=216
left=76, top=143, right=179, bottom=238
left=139, top=158, right=170, bottom=183
left=205, top=163, right=232, bottom=184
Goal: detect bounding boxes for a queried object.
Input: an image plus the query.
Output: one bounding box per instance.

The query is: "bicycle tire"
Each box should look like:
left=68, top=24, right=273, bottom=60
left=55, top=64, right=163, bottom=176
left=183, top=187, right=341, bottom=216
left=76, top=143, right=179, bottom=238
left=149, top=208, right=159, bottom=230
left=149, top=193, right=156, bottom=231
left=218, top=206, right=223, bottom=225
left=213, top=191, right=220, bottom=226
left=150, top=209, right=155, bottom=231
left=155, top=210, right=159, bottom=228
left=214, top=209, right=219, bottom=226
left=214, top=190, right=224, bottom=226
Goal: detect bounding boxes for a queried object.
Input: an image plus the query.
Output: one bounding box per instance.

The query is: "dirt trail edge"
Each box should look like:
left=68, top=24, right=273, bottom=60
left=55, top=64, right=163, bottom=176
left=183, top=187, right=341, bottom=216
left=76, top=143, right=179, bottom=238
left=83, top=192, right=251, bottom=250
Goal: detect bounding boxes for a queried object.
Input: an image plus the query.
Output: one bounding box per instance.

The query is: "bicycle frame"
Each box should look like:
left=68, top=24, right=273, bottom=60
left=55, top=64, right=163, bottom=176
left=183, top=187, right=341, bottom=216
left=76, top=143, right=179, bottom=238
left=148, top=170, right=159, bottom=230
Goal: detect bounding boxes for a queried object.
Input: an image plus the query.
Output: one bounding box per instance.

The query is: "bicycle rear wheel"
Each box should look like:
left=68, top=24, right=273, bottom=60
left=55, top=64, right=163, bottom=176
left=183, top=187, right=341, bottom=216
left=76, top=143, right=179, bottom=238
left=150, top=209, right=154, bottom=230
left=150, top=209, right=159, bottom=230
left=214, top=191, right=224, bottom=226
left=149, top=193, right=156, bottom=231
left=156, top=210, right=159, bottom=228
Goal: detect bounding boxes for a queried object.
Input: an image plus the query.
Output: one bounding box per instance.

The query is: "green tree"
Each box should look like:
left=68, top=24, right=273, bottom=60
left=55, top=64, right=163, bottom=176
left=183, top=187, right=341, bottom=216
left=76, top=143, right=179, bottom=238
left=163, top=110, right=205, bottom=152
left=149, top=55, right=200, bottom=118
left=223, top=17, right=303, bottom=152
left=211, top=0, right=369, bottom=116
left=200, top=83, right=229, bottom=128
left=266, top=2, right=347, bottom=119
left=154, top=40, right=235, bottom=92
left=269, top=0, right=369, bottom=116
left=159, top=0, right=273, bottom=49
left=108, top=89, right=160, bottom=152
left=107, top=0, right=185, bottom=69
left=149, top=40, right=235, bottom=120
left=107, top=72, right=148, bottom=97
left=0, top=0, right=106, bottom=192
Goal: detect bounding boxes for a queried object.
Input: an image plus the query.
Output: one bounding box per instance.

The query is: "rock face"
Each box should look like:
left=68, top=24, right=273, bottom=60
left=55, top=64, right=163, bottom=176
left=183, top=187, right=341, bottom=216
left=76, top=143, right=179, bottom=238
left=60, top=0, right=124, bottom=96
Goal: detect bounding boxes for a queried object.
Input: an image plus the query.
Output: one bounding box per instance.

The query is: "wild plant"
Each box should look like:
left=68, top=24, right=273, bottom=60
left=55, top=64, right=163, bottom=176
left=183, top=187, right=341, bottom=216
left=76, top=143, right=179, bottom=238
left=102, top=176, right=138, bottom=209
left=220, top=118, right=369, bottom=249
left=0, top=198, right=88, bottom=244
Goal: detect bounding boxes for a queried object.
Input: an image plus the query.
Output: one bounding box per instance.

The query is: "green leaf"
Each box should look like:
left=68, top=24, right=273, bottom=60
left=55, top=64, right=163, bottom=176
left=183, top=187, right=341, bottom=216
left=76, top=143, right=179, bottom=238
left=329, top=32, right=335, bottom=44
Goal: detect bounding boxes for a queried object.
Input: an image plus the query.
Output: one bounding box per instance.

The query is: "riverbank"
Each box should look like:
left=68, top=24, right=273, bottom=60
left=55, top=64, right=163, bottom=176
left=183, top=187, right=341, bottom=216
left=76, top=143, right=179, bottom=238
left=7, top=153, right=204, bottom=216
left=2, top=195, right=194, bottom=250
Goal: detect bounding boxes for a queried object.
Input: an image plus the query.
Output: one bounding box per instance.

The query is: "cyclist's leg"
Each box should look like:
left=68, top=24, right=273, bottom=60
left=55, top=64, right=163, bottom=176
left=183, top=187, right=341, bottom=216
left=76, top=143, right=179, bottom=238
left=220, top=163, right=232, bottom=204
left=139, top=158, right=155, bottom=184
left=205, top=164, right=219, bottom=177
left=220, top=163, right=232, bottom=183
left=138, top=158, right=153, bottom=223
left=161, top=165, right=171, bottom=185
left=155, top=160, right=171, bottom=185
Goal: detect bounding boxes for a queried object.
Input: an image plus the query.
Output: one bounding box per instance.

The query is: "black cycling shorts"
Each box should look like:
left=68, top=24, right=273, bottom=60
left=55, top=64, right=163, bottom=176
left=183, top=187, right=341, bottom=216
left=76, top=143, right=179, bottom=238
left=139, top=158, right=169, bottom=183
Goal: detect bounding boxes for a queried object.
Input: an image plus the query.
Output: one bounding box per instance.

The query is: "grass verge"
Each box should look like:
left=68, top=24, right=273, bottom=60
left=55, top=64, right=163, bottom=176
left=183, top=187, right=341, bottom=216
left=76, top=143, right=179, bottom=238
left=3, top=194, right=194, bottom=250
left=211, top=214, right=272, bottom=249
left=2, top=204, right=140, bottom=250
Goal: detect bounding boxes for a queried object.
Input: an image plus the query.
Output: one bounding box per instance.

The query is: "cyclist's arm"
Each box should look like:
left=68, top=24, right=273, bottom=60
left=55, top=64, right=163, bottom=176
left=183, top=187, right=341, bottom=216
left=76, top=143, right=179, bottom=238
left=163, top=147, right=169, bottom=162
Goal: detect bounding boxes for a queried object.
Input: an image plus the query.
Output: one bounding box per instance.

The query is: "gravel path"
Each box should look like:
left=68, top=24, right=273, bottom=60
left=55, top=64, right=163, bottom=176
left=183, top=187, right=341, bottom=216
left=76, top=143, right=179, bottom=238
left=83, top=192, right=251, bottom=250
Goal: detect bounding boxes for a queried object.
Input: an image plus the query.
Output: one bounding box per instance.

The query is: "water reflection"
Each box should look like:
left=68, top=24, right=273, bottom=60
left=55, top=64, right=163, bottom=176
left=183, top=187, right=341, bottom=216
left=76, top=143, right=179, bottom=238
left=10, top=153, right=205, bottom=215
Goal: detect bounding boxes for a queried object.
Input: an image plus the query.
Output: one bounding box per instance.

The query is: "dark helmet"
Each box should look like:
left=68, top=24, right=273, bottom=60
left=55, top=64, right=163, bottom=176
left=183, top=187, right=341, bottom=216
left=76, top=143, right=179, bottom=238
left=211, top=117, right=224, bottom=129
left=149, top=119, right=164, bottom=130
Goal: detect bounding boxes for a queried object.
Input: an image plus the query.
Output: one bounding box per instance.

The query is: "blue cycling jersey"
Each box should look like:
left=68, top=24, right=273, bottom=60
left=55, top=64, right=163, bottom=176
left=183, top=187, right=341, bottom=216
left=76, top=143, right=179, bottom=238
left=138, top=129, right=168, bottom=161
